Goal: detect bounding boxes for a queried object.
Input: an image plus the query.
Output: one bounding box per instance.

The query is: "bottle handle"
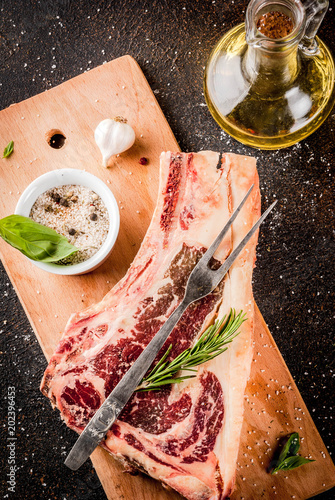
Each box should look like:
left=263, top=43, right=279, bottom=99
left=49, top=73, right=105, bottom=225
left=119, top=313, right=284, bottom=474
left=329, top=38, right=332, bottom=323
left=301, top=0, right=329, bottom=55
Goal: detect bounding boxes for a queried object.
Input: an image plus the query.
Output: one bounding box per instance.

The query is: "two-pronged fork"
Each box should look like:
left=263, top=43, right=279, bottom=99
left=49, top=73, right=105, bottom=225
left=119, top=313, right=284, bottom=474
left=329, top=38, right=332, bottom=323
left=65, top=184, right=277, bottom=471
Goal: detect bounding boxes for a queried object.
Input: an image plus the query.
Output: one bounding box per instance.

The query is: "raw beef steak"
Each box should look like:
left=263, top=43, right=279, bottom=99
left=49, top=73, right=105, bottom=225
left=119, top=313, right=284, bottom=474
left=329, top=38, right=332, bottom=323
left=41, top=151, right=260, bottom=500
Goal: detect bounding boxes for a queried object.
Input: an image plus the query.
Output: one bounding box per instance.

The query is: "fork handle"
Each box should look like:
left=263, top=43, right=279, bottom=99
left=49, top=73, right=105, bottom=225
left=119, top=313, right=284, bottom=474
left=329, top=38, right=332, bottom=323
left=65, top=298, right=190, bottom=470
left=114, top=298, right=190, bottom=404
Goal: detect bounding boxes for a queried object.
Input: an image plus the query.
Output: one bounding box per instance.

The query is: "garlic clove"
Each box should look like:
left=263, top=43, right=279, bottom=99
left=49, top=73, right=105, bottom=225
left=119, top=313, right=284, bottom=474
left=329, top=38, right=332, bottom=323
left=94, top=117, right=135, bottom=167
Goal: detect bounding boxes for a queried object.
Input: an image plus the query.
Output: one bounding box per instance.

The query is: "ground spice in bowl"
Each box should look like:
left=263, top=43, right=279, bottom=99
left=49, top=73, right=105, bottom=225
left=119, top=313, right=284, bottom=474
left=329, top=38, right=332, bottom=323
left=257, top=11, right=294, bottom=39
left=29, top=185, right=109, bottom=265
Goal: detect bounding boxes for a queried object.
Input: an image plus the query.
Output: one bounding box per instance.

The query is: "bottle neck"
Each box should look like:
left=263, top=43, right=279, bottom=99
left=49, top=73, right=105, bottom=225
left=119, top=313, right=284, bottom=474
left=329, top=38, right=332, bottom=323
left=243, top=41, right=299, bottom=95
left=243, top=0, right=307, bottom=95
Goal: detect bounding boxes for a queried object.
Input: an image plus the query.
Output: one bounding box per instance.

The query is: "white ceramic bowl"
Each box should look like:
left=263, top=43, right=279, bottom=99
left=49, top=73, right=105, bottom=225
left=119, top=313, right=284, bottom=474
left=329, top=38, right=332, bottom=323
left=15, top=169, right=120, bottom=275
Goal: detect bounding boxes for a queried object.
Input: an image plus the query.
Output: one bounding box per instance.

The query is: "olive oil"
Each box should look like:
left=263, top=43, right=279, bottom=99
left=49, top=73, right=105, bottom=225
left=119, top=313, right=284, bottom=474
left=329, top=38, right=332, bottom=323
left=204, top=4, right=335, bottom=150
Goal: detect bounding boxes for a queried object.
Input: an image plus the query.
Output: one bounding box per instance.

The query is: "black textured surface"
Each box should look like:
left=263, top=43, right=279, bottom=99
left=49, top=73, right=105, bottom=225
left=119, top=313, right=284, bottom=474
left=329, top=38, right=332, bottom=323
left=0, top=1, right=334, bottom=499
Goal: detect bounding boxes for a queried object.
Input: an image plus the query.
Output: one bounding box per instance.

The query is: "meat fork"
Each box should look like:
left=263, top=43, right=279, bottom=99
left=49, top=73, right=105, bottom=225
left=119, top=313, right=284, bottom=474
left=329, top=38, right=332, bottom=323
left=65, top=184, right=277, bottom=471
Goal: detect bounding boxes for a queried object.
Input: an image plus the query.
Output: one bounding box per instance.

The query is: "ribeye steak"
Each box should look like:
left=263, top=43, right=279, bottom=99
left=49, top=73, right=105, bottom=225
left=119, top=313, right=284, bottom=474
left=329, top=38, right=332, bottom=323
left=41, top=151, right=260, bottom=500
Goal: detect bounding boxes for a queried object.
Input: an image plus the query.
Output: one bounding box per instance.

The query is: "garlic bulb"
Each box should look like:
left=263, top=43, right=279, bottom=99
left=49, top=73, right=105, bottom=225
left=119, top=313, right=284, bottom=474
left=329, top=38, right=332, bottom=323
left=94, top=117, right=135, bottom=167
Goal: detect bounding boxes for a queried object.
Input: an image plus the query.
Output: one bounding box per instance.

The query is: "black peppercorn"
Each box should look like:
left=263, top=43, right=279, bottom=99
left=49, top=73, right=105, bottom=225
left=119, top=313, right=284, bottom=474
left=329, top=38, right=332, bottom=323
left=90, top=213, right=98, bottom=221
left=51, top=192, right=61, bottom=203
left=68, top=228, right=76, bottom=236
left=59, top=197, right=69, bottom=207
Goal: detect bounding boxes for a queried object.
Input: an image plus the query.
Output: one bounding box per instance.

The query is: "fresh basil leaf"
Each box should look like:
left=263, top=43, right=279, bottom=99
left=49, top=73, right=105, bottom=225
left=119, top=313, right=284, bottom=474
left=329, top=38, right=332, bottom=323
left=271, top=455, right=314, bottom=474
left=0, top=215, right=78, bottom=263
left=270, top=432, right=315, bottom=475
left=278, top=432, right=300, bottom=463
left=287, top=432, right=301, bottom=456
left=2, top=140, right=14, bottom=158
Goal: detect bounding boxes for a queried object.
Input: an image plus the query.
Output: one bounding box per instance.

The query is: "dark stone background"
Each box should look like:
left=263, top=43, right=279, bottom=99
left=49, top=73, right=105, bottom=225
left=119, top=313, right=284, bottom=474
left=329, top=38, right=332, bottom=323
left=0, top=1, right=334, bottom=499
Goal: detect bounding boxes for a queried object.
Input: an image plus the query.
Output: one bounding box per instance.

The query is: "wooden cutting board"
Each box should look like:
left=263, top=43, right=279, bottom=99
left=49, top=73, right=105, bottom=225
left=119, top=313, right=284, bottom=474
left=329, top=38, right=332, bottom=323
left=0, top=55, right=334, bottom=500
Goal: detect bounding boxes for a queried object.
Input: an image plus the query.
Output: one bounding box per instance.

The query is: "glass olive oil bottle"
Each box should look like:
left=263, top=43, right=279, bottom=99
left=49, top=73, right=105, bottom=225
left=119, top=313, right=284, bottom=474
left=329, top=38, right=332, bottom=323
left=204, top=0, right=335, bottom=149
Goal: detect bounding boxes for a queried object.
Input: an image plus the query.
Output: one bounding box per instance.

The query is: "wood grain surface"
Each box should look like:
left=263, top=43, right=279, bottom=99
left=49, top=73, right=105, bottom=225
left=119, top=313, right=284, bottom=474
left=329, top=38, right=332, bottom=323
left=0, top=55, right=334, bottom=500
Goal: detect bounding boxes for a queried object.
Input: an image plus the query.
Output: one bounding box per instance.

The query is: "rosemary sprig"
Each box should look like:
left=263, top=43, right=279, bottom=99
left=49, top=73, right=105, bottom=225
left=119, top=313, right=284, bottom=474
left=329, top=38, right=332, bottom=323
left=136, top=308, right=246, bottom=392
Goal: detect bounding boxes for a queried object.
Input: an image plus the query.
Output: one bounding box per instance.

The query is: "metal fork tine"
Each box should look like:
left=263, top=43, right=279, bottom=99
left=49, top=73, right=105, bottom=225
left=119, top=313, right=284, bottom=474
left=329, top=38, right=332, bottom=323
left=201, top=184, right=254, bottom=264
left=211, top=199, right=278, bottom=287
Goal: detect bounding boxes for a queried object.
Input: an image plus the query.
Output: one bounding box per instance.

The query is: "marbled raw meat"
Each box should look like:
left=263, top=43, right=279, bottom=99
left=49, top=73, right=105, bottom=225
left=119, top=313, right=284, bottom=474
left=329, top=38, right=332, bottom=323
left=41, top=150, right=260, bottom=500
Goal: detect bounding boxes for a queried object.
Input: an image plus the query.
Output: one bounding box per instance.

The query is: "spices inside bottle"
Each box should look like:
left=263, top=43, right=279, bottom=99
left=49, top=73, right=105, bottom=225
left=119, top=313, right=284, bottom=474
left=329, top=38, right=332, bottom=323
left=257, top=11, right=294, bottom=39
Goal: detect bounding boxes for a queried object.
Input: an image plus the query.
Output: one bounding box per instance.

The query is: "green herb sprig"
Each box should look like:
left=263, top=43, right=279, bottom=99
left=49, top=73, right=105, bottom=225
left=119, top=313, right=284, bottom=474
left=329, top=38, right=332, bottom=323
left=2, top=141, right=14, bottom=158
left=0, top=215, right=78, bottom=263
left=270, top=432, right=315, bottom=474
left=136, top=309, right=246, bottom=392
